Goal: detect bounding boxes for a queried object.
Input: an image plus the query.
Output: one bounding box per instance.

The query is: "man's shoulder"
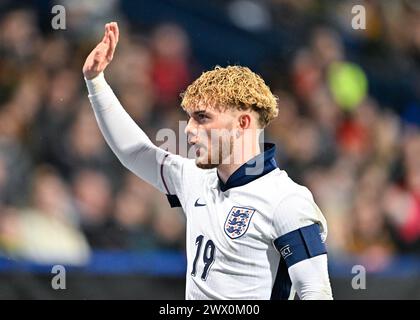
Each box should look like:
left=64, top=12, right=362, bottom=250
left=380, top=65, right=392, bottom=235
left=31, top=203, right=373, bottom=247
left=259, top=169, right=313, bottom=199
left=267, top=170, right=327, bottom=234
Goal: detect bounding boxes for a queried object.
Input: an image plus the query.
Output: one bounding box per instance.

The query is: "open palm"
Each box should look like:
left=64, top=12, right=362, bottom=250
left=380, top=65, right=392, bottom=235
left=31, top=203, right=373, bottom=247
left=83, top=22, right=119, bottom=80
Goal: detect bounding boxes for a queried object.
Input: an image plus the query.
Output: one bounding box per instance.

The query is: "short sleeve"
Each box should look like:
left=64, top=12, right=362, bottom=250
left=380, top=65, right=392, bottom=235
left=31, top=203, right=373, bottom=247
left=271, top=190, right=328, bottom=268
left=272, top=191, right=327, bottom=238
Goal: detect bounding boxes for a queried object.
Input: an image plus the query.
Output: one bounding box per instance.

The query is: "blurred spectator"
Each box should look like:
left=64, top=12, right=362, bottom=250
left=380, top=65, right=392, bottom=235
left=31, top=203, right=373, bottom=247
left=0, top=166, right=90, bottom=265
left=61, top=104, right=118, bottom=180
left=152, top=196, right=185, bottom=251
left=71, top=168, right=123, bottom=249
left=151, top=24, right=192, bottom=110
left=0, top=9, right=41, bottom=62
left=113, top=187, right=159, bottom=251
left=0, top=139, right=32, bottom=206
left=347, top=193, right=395, bottom=272
left=384, top=133, right=420, bottom=253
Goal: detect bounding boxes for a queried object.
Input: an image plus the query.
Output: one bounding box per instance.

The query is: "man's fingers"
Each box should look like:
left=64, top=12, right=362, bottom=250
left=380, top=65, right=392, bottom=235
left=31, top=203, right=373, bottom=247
left=111, top=22, right=119, bottom=43
left=106, top=29, right=116, bottom=60
left=101, top=29, right=108, bottom=43
left=103, top=28, right=109, bottom=44
left=102, top=22, right=118, bottom=45
left=101, top=23, right=108, bottom=42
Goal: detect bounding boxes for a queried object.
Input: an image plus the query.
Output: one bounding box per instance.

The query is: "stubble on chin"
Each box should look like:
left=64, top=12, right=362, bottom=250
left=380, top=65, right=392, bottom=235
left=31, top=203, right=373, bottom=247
left=195, top=156, right=218, bottom=169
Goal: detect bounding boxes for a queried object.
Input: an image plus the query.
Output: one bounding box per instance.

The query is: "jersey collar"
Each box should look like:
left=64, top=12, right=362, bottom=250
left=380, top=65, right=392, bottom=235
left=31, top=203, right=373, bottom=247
left=217, top=143, right=278, bottom=192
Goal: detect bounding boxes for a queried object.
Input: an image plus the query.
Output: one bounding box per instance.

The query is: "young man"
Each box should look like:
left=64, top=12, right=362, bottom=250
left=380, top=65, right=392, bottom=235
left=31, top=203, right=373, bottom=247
left=83, top=22, right=332, bottom=300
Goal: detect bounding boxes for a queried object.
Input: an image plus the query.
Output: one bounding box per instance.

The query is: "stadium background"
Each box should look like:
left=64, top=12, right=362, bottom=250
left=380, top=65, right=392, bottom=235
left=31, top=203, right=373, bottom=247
left=0, top=0, right=420, bottom=299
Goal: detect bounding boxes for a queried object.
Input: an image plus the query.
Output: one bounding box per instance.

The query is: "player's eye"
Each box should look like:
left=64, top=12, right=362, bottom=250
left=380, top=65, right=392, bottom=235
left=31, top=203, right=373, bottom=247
left=196, top=113, right=209, bottom=123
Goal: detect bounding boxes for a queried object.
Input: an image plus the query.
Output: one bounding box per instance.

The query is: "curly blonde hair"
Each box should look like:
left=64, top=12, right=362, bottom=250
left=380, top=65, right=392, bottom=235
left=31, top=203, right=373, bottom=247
left=180, top=65, right=278, bottom=127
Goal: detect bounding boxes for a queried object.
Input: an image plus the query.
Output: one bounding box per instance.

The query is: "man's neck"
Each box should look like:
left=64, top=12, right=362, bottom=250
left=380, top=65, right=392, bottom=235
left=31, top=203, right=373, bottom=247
left=217, top=144, right=262, bottom=184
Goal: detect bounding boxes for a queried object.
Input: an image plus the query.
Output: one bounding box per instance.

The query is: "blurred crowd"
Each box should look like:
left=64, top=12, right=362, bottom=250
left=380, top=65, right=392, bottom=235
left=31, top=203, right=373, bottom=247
left=0, top=0, right=419, bottom=271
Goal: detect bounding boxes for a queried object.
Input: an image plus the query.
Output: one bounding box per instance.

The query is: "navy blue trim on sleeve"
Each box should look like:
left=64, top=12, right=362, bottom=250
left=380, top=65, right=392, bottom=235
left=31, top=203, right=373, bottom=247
left=160, top=154, right=171, bottom=194
left=166, top=194, right=181, bottom=208
left=273, top=223, right=327, bottom=268
left=270, top=258, right=292, bottom=300
left=160, top=154, right=182, bottom=208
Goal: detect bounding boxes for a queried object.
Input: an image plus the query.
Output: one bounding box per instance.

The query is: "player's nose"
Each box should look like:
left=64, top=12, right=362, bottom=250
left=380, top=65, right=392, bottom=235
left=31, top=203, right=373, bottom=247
left=185, top=118, right=198, bottom=144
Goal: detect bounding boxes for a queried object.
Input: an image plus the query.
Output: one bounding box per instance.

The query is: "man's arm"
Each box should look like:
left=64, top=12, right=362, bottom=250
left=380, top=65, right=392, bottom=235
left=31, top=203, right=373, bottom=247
left=86, top=73, right=168, bottom=192
left=288, top=254, right=333, bottom=300
left=272, top=192, right=333, bottom=300
left=83, top=22, right=184, bottom=196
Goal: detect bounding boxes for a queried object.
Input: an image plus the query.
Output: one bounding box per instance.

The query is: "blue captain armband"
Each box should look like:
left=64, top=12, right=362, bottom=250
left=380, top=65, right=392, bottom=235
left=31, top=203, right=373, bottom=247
left=273, top=223, right=327, bottom=268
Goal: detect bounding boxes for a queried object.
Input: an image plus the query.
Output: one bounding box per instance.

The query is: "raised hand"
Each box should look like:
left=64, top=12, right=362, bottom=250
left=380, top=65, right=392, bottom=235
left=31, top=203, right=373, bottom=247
left=83, top=22, right=119, bottom=80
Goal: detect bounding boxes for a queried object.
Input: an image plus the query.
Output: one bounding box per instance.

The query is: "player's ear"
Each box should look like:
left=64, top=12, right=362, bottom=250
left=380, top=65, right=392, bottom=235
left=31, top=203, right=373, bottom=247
left=238, top=113, right=251, bottom=130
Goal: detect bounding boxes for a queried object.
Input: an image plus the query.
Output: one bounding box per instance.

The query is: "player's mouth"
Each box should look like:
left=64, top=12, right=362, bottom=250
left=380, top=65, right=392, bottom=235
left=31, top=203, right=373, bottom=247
left=194, top=144, right=206, bottom=158
left=196, top=146, right=205, bottom=157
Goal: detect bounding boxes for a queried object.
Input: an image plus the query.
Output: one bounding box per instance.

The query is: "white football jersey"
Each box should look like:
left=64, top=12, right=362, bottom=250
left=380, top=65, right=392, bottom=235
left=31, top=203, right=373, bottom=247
left=160, top=144, right=328, bottom=300
left=85, top=77, right=330, bottom=300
